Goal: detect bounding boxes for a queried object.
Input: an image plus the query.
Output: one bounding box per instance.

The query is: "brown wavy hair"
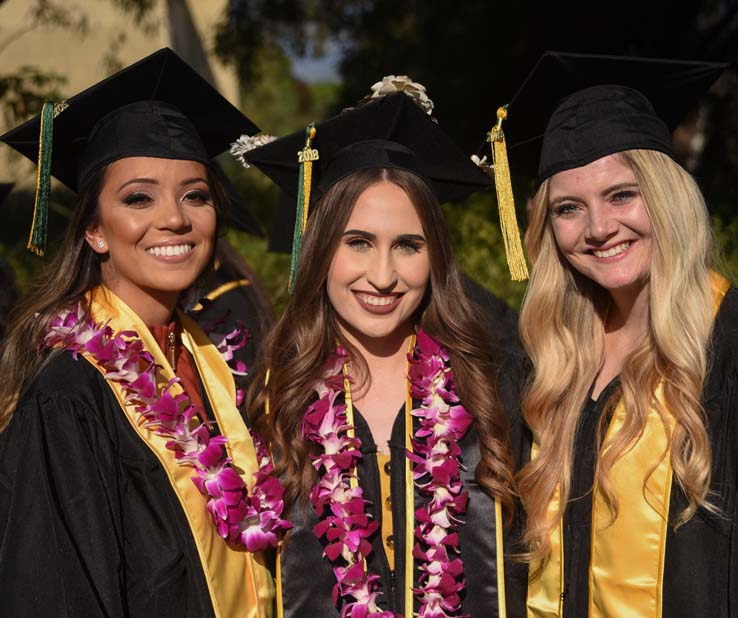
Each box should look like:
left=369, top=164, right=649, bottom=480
left=248, top=167, right=515, bottom=515
left=0, top=163, right=226, bottom=432
left=517, top=150, right=716, bottom=566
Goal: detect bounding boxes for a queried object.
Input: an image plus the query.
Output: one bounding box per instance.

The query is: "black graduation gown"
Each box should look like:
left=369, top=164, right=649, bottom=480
left=460, top=274, right=520, bottom=357
left=0, top=352, right=216, bottom=617
left=278, top=367, right=523, bottom=618
left=507, top=286, right=738, bottom=618
left=194, top=269, right=269, bottom=374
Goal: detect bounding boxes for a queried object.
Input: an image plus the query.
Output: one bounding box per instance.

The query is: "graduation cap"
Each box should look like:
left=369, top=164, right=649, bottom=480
left=0, top=47, right=259, bottom=255
left=481, top=51, right=728, bottom=280
left=242, top=92, right=493, bottom=288
left=492, top=51, right=729, bottom=185
left=210, top=162, right=263, bottom=237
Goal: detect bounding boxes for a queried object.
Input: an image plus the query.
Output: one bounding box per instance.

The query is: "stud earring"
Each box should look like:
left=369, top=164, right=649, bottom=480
left=98, top=241, right=105, bottom=248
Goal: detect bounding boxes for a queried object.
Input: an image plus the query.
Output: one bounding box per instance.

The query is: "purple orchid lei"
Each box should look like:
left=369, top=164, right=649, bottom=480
left=44, top=301, right=291, bottom=552
left=407, top=329, right=473, bottom=618
left=301, top=329, right=473, bottom=618
left=201, top=315, right=249, bottom=407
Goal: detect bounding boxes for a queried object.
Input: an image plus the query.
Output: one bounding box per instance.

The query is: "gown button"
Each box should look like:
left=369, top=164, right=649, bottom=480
left=383, top=461, right=391, bottom=475
left=385, top=496, right=392, bottom=510
left=385, top=534, right=394, bottom=550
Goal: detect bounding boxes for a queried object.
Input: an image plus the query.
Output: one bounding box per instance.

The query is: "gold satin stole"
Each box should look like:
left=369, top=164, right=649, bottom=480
left=86, top=287, right=275, bottom=618
left=527, top=272, right=731, bottom=618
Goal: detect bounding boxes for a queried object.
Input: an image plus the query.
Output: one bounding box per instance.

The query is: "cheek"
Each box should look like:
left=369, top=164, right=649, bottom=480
left=550, top=221, right=578, bottom=254
left=327, top=246, right=361, bottom=290
left=400, top=255, right=431, bottom=292
left=102, top=213, right=149, bottom=246
left=193, top=207, right=217, bottom=242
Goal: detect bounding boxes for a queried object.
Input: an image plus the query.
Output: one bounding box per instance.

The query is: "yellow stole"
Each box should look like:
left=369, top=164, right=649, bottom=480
left=192, top=278, right=251, bottom=311
left=86, top=287, right=274, bottom=618
left=527, top=272, right=731, bottom=618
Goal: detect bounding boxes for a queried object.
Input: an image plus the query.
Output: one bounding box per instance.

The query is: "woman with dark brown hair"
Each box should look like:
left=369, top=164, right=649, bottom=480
left=238, top=91, right=520, bottom=617
left=0, top=49, right=282, bottom=617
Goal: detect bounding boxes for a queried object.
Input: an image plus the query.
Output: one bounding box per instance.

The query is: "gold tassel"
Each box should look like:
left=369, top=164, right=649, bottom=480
left=288, top=123, right=318, bottom=293
left=301, top=125, right=317, bottom=231
left=488, top=106, right=529, bottom=281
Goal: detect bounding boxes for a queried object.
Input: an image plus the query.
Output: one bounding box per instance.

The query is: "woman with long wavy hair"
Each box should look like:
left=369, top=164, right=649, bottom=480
left=502, top=53, right=735, bottom=617
left=238, top=90, right=520, bottom=617
left=0, top=49, right=283, bottom=617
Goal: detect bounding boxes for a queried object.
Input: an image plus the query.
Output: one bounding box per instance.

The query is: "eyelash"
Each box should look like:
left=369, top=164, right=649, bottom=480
left=345, top=238, right=423, bottom=253
left=183, top=189, right=212, bottom=204
left=552, top=203, right=578, bottom=217
left=122, top=192, right=152, bottom=207
left=551, top=190, right=639, bottom=216
left=121, top=189, right=211, bottom=207
left=396, top=240, right=422, bottom=253
left=611, top=190, right=637, bottom=203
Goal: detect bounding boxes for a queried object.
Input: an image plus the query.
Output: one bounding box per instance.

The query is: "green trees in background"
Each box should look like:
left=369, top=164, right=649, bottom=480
left=3, top=0, right=738, bottom=312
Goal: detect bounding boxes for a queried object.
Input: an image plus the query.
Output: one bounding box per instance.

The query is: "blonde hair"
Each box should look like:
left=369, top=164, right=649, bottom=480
left=518, top=149, right=715, bottom=564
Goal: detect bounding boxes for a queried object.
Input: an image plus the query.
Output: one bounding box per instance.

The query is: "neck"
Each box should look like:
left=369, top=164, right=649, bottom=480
left=606, top=280, right=650, bottom=337
left=100, top=280, right=179, bottom=326
left=338, top=320, right=415, bottom=379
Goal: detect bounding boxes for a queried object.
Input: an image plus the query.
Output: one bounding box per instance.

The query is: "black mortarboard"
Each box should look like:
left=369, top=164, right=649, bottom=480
left=246, top=93, right=491, bottom=204
left=500, top=51, right=728, bottom=184
left=210, top=163, right=263, bottom=237
left=245, top=93, right=492, bottom=277
left=0, top=47, right=259, bottom=255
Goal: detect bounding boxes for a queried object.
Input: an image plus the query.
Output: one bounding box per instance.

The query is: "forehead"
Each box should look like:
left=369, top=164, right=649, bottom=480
left=345, top=181, right=423, bottom=233
left=548, top=153, right=637, bottom=197
left=104, top=157, right=208, bottom=184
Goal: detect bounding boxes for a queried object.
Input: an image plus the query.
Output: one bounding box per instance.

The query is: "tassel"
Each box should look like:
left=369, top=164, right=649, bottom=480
left=488, top=105, right=529, bottom=281
left=289, top=122, right=318, bottom=293
left=28, top=100, right=67, bottom=256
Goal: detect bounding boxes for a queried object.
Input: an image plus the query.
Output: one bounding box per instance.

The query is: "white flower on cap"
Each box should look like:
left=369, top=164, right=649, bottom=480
left=470, top=154, right=494, bottom=178
left=230, top=133, right=277, bottom=168
left=369, top=75, right=434, bottom=116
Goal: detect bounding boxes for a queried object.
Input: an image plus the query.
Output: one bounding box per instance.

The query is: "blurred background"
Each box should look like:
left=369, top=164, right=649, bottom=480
left=1, top=0, right=737, bottom=313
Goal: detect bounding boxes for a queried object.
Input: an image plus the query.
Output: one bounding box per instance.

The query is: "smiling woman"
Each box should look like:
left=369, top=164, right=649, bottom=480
left=86, top=157, right=218, bottom=324
left=0, top=49, right=280, bottom=618
left=493, top=52, right=738, bottom=618
left=239, top=92, right=522, bottom=618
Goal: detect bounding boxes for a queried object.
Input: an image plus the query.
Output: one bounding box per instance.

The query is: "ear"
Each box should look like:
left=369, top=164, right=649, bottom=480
left=84, top=224, right=108, bottom=254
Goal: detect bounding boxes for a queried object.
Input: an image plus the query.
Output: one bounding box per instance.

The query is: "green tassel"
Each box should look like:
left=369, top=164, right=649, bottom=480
left=28, top=102, right=57, bottom=256
left=288, top=122, right=318, bottom=294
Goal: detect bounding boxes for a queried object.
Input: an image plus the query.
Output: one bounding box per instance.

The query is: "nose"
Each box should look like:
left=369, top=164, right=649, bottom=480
left=366, top=248, right=397, bottom=292
left=157, top=194, right=190, bottom=231
left=585, top=203, right=617, bottom=243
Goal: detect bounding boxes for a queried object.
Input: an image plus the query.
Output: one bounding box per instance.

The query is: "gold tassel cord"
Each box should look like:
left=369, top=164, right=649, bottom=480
left=488, top=106, right=529, bottom=281
left=301, top=125, right=317, bottom=231
left=288, top=123, right=318, bottom=294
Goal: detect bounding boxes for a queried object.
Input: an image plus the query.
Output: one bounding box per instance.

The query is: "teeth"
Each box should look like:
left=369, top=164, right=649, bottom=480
left=358, top=293, right=396, bottom=307
left=593, top=241, right=631, bottom=258
left=147, top=244, right=193, bottom=257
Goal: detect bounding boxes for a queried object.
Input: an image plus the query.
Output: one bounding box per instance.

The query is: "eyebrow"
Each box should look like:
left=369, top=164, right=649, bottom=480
left=549, top=181, right=640, bottom=205
left=341, top=229, right=426, bottom=243
left=117, top=176, right=208, bottom=192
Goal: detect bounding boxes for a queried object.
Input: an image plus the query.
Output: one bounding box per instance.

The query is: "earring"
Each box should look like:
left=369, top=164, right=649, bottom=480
left=98, top=241, right=105, bottom=248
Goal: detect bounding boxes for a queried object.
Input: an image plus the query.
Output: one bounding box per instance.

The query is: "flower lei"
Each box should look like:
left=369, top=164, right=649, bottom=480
left=301, top=329, right=473, bottom=618
left=44, top=301, right=291, bottom=552
left=201, top=315, right=249, bottom=407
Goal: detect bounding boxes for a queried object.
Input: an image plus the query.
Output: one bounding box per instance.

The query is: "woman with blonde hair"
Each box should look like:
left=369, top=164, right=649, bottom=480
left=0, top=49, right=285, bottom=616
left=238, top=90, right=520, bottom=617
left=498, top=52, right=736, bottom=617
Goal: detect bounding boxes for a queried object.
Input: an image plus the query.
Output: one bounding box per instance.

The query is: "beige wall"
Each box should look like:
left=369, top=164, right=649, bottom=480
left=0, top=0, right=239, bottom=185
